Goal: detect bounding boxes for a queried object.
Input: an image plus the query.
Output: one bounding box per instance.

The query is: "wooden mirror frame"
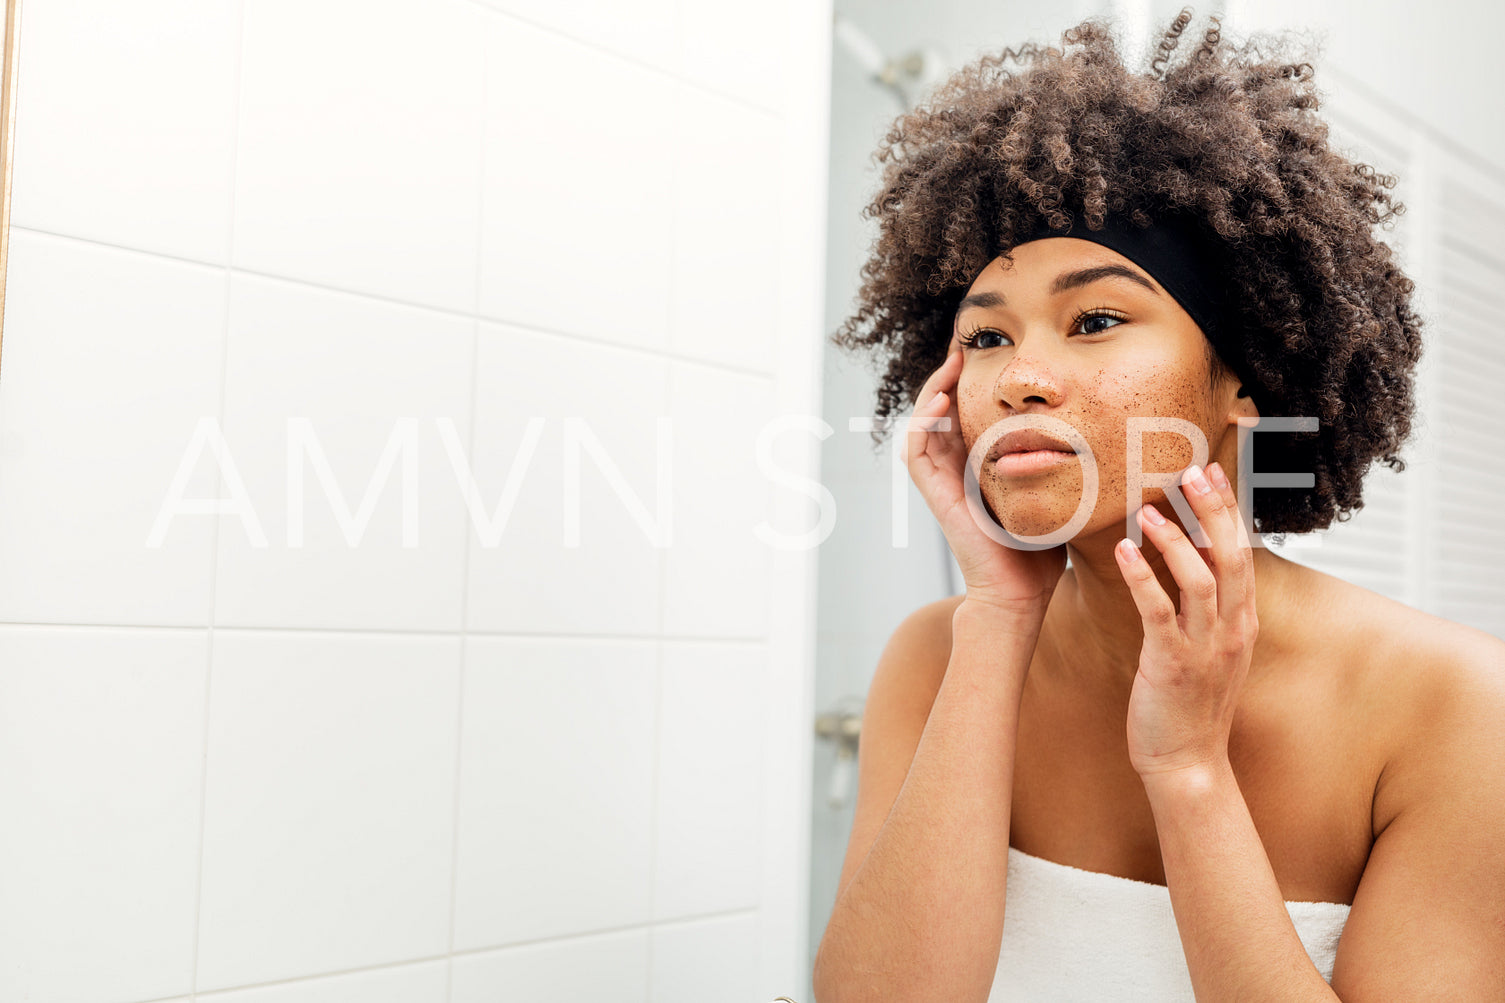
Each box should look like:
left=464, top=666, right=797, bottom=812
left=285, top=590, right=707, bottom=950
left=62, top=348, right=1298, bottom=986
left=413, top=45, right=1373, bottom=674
left=0, top=0, right=21, bottom=377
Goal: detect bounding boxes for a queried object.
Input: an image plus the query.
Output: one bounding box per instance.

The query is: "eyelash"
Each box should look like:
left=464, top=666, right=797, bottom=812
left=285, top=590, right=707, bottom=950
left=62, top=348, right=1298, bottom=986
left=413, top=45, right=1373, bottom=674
left=956, top=307, right=1128, bottom=349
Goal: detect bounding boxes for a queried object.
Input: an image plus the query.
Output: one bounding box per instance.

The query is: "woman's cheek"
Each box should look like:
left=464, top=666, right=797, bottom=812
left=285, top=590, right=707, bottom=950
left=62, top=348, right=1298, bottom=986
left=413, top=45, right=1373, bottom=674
left=1124, top=392, right=1216, bottom=478
left=956, top=374, right=989, bottom=450
left=1078, top=381, right=1155, bottom=520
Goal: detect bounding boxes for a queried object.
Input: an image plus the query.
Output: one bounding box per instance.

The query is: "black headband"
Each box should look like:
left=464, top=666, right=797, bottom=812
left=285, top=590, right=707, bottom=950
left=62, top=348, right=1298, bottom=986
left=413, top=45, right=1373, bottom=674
left=1012, top=213, right=1253, bottom=399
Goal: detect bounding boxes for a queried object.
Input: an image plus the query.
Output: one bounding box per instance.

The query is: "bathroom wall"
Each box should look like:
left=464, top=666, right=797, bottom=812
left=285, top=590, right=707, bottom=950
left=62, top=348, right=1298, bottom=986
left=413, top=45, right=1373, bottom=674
left=0, top=1, right=830, bottom=1000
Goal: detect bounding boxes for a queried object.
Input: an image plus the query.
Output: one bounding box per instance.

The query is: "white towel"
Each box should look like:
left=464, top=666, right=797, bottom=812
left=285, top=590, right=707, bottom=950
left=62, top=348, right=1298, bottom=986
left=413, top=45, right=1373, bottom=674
left=989, top=845, right=1350, bottom=1002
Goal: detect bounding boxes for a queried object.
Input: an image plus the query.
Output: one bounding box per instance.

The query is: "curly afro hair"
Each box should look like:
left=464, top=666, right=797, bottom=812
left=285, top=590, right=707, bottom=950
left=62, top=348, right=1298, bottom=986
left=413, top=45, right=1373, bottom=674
left=831, top=9, right=1425, bottom=537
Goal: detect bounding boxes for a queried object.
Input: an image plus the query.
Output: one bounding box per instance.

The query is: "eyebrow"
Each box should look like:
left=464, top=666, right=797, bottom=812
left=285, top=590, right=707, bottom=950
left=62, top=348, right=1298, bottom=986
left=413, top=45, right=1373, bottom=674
left=955, top=264, right=1161, bottom=315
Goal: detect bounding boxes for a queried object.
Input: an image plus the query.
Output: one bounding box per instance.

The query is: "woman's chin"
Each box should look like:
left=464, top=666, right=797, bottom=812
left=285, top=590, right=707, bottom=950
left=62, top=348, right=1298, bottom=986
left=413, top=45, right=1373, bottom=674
left=984, top=498, right=1086, bottom=542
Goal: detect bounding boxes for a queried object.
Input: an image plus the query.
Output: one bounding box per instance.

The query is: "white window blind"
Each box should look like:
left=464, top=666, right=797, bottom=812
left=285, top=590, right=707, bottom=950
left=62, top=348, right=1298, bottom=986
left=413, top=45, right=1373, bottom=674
left=1427, top=179, right=1505, bottom=637
left=1270, top=83, right=1505, bottom=642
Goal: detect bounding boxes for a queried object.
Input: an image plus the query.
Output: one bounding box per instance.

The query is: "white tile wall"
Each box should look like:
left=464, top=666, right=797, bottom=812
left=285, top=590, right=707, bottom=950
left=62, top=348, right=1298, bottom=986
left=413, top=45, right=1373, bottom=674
left=453, top=637, right=657, bottom=951
left=196, top=632, right=461, bottom=991
left=677, top=1, right=789, bottom=115
left=0, top=0, right=823, bottom=997
left=479, top=17, right=676, bottom=351
left=477, top=0, right=788, bottom=117
left=0, top=627, right=209, bottom=1003
left=8, top=0, right=240, bottom=263
left=465, top=325, right=669, bottom=636
left=233, top=0, right=484, bottom=312
left=0, top=231, right=224, bottom=627
left=213, top=275, right=474, bottom=632
left=663, top=361, right=775, bottom=638
left=199, top=960, right=448, bottom=1003
left=669, top=84, right=783, bottom=374
left=650, top=913, right=762, bottom=1003
left=476, top=0, right=677, bottom=74
left=449, top=929, right=650, bottom=1003
left=654, top=641, right=764, bottom=920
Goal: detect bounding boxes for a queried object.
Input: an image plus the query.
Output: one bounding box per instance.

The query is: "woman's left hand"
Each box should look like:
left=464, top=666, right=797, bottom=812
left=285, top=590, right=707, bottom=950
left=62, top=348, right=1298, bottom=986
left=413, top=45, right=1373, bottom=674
left=1117, top=461, right=1258, bottom=781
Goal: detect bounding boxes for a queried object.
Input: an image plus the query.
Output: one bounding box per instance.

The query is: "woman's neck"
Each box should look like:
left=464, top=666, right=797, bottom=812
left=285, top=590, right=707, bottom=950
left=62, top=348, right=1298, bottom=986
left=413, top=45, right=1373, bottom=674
left=1035, top=529, right=1298, bottom=709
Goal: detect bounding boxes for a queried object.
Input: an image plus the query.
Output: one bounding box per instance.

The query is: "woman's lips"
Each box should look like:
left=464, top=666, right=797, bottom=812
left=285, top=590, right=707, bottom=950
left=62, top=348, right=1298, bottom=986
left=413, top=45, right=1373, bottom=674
left=994, top=449, right=1076, bottom=477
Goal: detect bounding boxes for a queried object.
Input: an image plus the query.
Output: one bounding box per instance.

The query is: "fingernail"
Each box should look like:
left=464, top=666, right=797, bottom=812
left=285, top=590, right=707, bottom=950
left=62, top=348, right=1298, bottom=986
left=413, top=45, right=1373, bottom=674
left=1186, top=465, right=1212, bottom=495
left=1209, top=462, right=1229, bottom=490
left=1119, top=538, right=1140, bottom=562
left=1140, top=503, right=1167, bottom=526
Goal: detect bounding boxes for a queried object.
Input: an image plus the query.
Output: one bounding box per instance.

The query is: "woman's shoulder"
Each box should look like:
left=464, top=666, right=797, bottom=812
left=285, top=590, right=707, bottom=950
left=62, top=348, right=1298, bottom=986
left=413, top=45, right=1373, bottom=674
left=887, top=593, right=968, bottom=643
left=1282, top=560, right=1504, bottom=688
left=1282, top=562, right=1505, bottom=832
left=879, top=593, right=969, bottom=671
left=1294, top=566, right=1505, bottom=969
left=871, top=594, right=972, bottom=699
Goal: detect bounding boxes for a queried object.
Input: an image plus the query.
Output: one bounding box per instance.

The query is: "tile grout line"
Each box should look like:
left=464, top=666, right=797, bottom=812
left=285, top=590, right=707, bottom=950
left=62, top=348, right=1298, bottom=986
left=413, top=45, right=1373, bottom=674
left=643, top=6, right=685, bottom=990
left=190, top=0, right=249, bottom=996
left=148, top=905, right=763, bottom=1002
left=444, top=6, right=492, bottom=996
left=457, top=0, right=780, bottom=121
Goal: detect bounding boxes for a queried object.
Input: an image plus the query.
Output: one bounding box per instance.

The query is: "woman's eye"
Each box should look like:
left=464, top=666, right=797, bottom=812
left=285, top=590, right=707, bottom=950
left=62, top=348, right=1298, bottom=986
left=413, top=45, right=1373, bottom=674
left=1075, top=312, right=1125, bottom=335
left=960, top=329, right=1008, bottom=349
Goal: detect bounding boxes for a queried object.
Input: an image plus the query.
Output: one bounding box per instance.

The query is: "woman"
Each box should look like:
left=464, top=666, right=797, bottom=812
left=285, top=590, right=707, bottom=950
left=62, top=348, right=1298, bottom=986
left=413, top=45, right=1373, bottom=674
left=813, top=11, right=1505, bottom=1002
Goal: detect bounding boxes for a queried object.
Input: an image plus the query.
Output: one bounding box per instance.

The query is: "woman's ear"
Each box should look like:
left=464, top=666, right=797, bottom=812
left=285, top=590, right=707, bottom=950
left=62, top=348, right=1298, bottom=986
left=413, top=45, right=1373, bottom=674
left=1227, top=385, right=1260, bottom=423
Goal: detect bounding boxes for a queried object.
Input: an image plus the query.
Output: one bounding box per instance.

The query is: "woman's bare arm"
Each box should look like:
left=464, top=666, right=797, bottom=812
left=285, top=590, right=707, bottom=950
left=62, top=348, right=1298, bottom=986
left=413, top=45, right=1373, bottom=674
left=811, top=597, right=1044, bottom=1003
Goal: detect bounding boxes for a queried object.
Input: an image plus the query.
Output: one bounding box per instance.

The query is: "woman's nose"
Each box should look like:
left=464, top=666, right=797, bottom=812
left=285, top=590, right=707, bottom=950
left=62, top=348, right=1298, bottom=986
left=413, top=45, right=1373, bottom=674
left=992, top=338, right=1064, bottom=409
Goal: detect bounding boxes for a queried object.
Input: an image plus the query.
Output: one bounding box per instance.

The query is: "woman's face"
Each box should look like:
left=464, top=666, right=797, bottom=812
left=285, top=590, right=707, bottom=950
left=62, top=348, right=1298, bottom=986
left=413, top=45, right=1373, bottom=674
left=950, top=237, right=1248, bottom=543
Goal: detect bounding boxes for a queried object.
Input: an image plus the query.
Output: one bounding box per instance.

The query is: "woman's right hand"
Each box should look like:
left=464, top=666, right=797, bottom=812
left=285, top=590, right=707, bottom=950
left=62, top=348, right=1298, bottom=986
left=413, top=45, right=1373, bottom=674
left=901, top=349, right=1068, bottom=612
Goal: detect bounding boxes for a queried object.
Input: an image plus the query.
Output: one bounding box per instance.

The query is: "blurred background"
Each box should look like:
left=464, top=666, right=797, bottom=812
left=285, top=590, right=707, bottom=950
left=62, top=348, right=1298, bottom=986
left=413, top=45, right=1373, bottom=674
left=817, top=0, right=1505, bottom=996
left=0, top=1, right=1499, bottom=1002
